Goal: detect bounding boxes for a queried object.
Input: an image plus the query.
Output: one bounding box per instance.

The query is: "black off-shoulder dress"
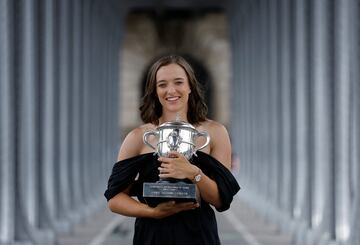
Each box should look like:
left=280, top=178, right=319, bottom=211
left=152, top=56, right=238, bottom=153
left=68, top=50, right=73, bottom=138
left=104, top=151, right=240, bottom=245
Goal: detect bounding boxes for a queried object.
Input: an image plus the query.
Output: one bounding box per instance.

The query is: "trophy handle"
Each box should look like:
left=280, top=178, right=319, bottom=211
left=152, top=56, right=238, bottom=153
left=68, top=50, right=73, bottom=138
left=143, top=130, right=158, bottom=151
left=194, top=131, right=210, bottom=154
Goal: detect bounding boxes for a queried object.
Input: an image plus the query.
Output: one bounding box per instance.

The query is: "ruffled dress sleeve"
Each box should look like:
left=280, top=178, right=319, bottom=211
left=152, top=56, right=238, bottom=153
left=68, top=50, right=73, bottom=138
left=104, top=153, right=155, bottom=201
left=191, top=151, right=241, bottom=212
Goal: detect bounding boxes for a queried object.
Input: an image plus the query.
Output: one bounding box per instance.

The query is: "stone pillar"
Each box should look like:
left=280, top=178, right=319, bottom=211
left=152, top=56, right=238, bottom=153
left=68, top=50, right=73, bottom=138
left=278, top=0, right=293, bottom=227
left=89, top=0, right=102, bottom=204
left=333, top=0, right=353, bottom=242
left=69, top=0, right=83, bottom=219
left=308, top=0, right=333, bottom=243
left=57, top=0, right=72, bottom=232
left=16, top=0, right=47, bottom=242
left=267, top=0, right=281, bottom=214
left=81, top=0, right=94, bottom=207
left=259, top=0, right=271, bottom=206
left=292, top=0, right=311, bottom=243
left=0, top=0, right=15, bottom=243
left=39, top=0, right=57, bottom=239
left=254, top=0, right=271, bottom=212
left=348, top=1, right=360, bottom=244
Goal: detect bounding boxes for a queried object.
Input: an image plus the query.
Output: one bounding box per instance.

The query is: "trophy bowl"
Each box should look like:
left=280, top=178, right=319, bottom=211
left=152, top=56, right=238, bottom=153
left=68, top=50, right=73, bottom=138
left=143, top=121, right=210, bottom=159
left=142, top=121, right=210, bottom=207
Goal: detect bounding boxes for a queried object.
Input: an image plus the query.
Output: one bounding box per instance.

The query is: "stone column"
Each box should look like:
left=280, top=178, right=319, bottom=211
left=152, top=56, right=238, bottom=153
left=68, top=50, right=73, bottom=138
left=308, top=0, right=333, bottom=243
left=16, top=0, right=44, bottom=242
left=39, top=0, right=57, bottom=240
left=239, top=7, right=249, bottom=187
left=69, top=0, right=83, bottom=220
left=292, top=0, right=311, bottom=243
left=348, top=1, right=360, bottom=244
left=81, top=0, right=92, bottom=206
left=268, top=0, right=281, bottom=214
left=57, top=0, right=72, bottom=232
left=333, top=0, right=353, bottom=242
left=278, top=0, right=293, bottom=228
left=0, top=0, right=15, bottom=243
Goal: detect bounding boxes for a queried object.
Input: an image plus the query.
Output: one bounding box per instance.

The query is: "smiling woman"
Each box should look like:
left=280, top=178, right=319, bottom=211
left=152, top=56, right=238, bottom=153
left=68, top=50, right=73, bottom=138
left=104, top=54, right=240, bottom=245
left=140, top=55, right=208, bottom=126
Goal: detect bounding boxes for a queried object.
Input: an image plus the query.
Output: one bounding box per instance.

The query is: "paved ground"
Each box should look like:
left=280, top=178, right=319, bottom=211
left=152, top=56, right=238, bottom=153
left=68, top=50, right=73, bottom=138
left=57, top=197, right=294, bottom=245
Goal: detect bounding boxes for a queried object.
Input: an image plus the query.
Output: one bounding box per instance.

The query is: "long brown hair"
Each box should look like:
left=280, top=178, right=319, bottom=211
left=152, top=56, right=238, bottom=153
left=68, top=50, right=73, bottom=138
left=140, top=55, right=208, bottom=125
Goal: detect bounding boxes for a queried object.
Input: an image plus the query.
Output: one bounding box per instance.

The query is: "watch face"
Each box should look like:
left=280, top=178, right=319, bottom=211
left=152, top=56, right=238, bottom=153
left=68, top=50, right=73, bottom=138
left=195, top=174, right=201, bottom=182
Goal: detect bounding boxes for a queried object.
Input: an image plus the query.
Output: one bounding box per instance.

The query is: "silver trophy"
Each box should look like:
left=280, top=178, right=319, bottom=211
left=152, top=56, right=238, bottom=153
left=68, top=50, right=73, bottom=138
left=143, top=121, right=210, bottom=159
left=142, top=120, right=210, bottom=206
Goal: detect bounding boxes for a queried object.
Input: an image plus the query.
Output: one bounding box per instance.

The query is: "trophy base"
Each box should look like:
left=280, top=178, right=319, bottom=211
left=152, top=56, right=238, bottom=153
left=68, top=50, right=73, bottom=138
left=143, top=181, right=197, bottom=207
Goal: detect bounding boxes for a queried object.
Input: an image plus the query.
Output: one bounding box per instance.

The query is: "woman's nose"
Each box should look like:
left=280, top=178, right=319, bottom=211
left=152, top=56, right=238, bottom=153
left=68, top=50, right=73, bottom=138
left=167, top=85, right=176, bottom=93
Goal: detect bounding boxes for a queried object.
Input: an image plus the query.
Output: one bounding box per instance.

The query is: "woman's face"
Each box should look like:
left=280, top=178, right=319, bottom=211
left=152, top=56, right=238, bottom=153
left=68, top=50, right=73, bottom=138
left=155, top=63, right=191, bottom=114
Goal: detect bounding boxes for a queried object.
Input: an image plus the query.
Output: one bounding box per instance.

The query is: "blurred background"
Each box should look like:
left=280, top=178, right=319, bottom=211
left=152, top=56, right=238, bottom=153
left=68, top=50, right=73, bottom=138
left=0, top=0, right=359, bottom=244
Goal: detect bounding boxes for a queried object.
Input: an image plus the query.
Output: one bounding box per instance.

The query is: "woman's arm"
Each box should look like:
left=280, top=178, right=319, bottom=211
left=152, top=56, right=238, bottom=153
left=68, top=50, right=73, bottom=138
left=108, top=186, right=154, bottom=217
left=108, top=190, right=199, bottom=219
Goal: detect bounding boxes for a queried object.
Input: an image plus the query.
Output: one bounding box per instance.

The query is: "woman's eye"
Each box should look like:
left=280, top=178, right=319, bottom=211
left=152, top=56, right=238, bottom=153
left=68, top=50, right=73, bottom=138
left=158, top=83, right=166, bottom=88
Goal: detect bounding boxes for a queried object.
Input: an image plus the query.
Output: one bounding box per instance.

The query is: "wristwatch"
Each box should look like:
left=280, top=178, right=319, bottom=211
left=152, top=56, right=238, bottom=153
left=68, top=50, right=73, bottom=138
left=193, top=168, right=202, bottom=183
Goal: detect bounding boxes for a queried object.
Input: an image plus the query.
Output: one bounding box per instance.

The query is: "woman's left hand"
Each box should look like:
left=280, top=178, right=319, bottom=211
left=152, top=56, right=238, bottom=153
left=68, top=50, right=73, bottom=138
left=158, top=151, right=198, bottom=180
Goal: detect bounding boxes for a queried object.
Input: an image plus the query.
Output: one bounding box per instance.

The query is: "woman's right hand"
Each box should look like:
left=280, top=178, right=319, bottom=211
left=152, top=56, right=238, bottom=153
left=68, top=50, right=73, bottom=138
left=152, top=201, right=199, bottom=219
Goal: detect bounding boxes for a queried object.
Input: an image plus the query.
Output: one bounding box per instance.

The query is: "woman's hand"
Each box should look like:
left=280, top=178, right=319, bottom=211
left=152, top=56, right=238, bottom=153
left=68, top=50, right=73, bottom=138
left=152, top=201, right=199, bottom=219
left=157, top=151, right=198, bottom=180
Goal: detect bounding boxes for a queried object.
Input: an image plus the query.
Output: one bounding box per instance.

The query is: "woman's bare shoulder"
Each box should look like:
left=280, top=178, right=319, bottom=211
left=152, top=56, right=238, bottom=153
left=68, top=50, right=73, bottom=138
left=199, top=119, right=232, bottom=169
left=117, top=123, right=155, bottom=160
left=200, top=119, right=228, bottom=134
left=125, top=123, right=156, bottom=138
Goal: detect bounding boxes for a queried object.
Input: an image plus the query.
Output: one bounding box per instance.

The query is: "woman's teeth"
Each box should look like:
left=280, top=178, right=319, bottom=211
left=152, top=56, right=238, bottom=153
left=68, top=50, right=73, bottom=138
left=166, top=97, right=179, bottom=101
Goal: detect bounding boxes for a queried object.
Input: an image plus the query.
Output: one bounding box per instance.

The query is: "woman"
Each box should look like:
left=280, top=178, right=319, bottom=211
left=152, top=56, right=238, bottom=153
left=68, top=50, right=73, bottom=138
left=104, top=55, right=240, bottom=244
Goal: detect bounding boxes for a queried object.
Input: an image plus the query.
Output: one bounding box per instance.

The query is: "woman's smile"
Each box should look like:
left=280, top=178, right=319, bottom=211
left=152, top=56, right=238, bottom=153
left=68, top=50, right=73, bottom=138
left=166, top=96, right=180, bottom=102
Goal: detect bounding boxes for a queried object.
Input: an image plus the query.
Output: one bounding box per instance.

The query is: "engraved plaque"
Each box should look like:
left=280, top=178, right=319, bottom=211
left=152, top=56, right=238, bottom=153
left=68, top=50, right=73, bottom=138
left=143, top=182, right=197, bottom=207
